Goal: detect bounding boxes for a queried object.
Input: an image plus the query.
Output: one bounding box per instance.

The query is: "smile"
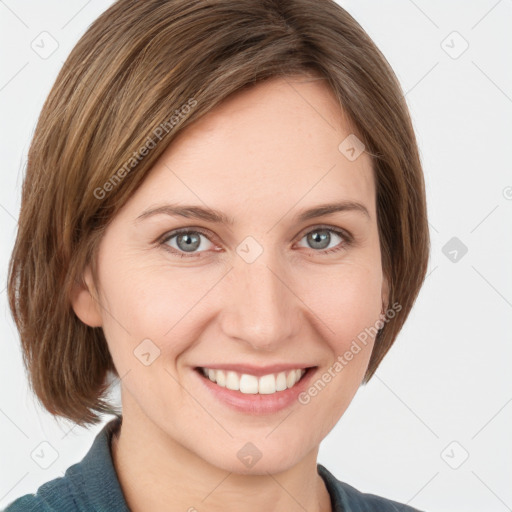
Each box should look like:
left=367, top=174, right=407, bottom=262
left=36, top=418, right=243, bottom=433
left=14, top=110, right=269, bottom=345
left=197, top=367, right=308, bottom=395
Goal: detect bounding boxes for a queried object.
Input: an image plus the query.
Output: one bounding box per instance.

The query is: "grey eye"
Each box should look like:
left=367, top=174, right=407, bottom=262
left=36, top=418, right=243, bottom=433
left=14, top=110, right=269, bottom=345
left=165, top=231, right=213, bottom=253
left=297, top=228, right=344, bottom=251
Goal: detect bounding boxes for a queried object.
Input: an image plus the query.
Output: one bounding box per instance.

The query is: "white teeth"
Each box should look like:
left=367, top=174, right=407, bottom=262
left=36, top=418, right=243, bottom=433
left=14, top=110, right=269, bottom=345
left=258, top=374, right=275, bottom=395
left=215, top=369, right=226, bottom=387
left=200, top=367, right=307, bottom=394
left=275, top=372, right=287, bottom=391
left=286, top=370, right=297, bottom=388
left=240, top=374, right=259, bottom=394
left=225, top=371, right=239, bottom=391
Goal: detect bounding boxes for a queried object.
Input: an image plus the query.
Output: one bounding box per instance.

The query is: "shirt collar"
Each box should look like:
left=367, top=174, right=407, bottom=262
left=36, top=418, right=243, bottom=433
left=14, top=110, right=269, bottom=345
left=66, top=415, right=129, bottom=511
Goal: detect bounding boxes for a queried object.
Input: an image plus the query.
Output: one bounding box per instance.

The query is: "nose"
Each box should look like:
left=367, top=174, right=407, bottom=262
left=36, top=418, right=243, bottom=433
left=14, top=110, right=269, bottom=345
left=219, top=250, right=301, bottom=352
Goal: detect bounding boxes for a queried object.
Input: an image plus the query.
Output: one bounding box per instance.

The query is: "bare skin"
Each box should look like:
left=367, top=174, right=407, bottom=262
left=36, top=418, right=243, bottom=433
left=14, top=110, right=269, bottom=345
left=71, top=74, right=388, bottom=512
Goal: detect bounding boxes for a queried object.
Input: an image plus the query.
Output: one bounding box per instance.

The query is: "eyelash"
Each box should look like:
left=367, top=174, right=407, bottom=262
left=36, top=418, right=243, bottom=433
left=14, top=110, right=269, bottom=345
left=158, top=225, right=352, bottom=259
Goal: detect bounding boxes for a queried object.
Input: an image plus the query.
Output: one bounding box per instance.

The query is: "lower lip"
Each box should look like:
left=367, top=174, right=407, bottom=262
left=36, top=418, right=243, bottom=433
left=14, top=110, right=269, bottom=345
left=193, top=367, right=317, bottom=415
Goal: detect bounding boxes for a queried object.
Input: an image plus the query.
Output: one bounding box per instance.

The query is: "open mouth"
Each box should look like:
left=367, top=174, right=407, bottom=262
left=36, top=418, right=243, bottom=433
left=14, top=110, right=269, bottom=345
left=194, top=366, right=315, bottom=396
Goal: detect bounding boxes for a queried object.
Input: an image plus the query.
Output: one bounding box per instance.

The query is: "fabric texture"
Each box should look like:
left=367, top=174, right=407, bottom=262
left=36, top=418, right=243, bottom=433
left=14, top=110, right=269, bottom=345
left=3, top=416, right=424, bottom=511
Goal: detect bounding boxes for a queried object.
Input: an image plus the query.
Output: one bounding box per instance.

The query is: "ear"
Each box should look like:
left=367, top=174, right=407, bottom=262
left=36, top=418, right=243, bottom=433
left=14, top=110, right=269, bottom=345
left=69, top=265, right=103, bottom=327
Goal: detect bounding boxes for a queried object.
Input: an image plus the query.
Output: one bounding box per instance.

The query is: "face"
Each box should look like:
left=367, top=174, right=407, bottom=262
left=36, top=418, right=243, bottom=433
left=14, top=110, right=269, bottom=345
left=73, top=74, right=388, bottom=475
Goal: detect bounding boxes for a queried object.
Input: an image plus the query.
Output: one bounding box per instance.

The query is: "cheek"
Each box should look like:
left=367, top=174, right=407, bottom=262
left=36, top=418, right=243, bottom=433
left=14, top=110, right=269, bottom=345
left=97, top=256, right=215, bottom=364
left=303, top=259, right=383, bottom=345
left=291, top=265, right=382, bottom=438
left=297, top=259, right=382, bottom=397
left=100, top=247, right=383, bottom=351
left=95, top=262, right=198, bottom=413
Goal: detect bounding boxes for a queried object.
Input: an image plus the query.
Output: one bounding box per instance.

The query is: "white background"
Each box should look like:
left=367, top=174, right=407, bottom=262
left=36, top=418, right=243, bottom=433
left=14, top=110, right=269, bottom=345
left=1, top=1, right=511, bottom=511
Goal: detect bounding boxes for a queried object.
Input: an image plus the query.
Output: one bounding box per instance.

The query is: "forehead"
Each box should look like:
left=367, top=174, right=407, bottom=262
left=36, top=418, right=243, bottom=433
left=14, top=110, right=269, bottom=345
left=126, top=76, right=375, bottom=220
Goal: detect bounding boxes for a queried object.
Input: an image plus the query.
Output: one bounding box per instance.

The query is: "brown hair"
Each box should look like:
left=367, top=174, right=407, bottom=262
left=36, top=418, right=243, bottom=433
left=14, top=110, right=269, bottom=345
left=7, top=0, right=430, bottom=426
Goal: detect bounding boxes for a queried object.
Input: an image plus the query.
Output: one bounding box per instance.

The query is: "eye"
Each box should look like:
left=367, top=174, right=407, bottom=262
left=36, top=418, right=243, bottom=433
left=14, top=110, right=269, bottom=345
left=158, top=225, right=352, bottom=258
left=296, top=226, right=351, bottom=255
left=160, top=228, right=215, bottom=258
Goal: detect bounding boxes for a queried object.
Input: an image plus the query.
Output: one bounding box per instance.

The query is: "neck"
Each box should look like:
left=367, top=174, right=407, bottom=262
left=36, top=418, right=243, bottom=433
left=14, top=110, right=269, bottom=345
left=110, top=401, right=332, bottom=512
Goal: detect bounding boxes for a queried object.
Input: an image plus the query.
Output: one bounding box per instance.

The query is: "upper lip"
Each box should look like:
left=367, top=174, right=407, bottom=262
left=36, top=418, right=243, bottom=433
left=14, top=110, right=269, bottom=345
left=195, top=363, right=316, bottom=377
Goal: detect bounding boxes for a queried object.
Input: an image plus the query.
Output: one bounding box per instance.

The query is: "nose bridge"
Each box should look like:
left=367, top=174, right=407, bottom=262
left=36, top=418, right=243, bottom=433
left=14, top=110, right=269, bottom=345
left=222, top=247, right=297, bottom=350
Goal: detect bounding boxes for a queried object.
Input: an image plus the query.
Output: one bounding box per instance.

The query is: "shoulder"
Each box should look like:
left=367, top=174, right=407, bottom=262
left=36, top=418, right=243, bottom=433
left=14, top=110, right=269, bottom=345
left=3, top=416, right=125, bottom=512
left=336, top=479, right=424, bottom=511
left=2, top=474, right=78, bottom=512
left=317, top=464, right=426, bottom=512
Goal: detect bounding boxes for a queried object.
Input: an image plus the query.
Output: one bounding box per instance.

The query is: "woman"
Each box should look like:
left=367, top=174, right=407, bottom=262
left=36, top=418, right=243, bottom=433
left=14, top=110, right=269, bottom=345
left=5, top=0, right=429, bottom=510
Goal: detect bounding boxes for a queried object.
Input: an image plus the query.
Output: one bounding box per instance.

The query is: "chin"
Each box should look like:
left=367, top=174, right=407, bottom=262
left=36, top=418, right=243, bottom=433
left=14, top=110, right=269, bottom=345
left=198, top=440, right=306, bottom=476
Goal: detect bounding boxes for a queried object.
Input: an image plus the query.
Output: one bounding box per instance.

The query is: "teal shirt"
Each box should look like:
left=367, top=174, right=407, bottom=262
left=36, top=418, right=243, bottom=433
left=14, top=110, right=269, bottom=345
left=3, top=416, right=424, bottom=511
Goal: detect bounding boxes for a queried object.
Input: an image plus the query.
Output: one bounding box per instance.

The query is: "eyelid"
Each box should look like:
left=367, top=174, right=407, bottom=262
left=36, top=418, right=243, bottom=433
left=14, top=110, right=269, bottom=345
left=158, top=226, right=218, bottom=252
left=159, top=224, right=352, bottom=243
left=158, top=223, right=353, bottom=257
left=159, top=226, right=214, bottom=242
left=295, top=223, right=353, bottom=243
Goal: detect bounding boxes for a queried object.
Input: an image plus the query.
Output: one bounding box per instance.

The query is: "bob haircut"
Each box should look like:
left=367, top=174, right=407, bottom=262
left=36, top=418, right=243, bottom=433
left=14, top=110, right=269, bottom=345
left=8, top=0, right=430, bottom=427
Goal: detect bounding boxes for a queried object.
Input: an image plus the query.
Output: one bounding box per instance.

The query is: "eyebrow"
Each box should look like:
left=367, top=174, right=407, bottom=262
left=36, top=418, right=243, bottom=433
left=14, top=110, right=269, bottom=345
left=135, top=200, right=371, bottom=225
